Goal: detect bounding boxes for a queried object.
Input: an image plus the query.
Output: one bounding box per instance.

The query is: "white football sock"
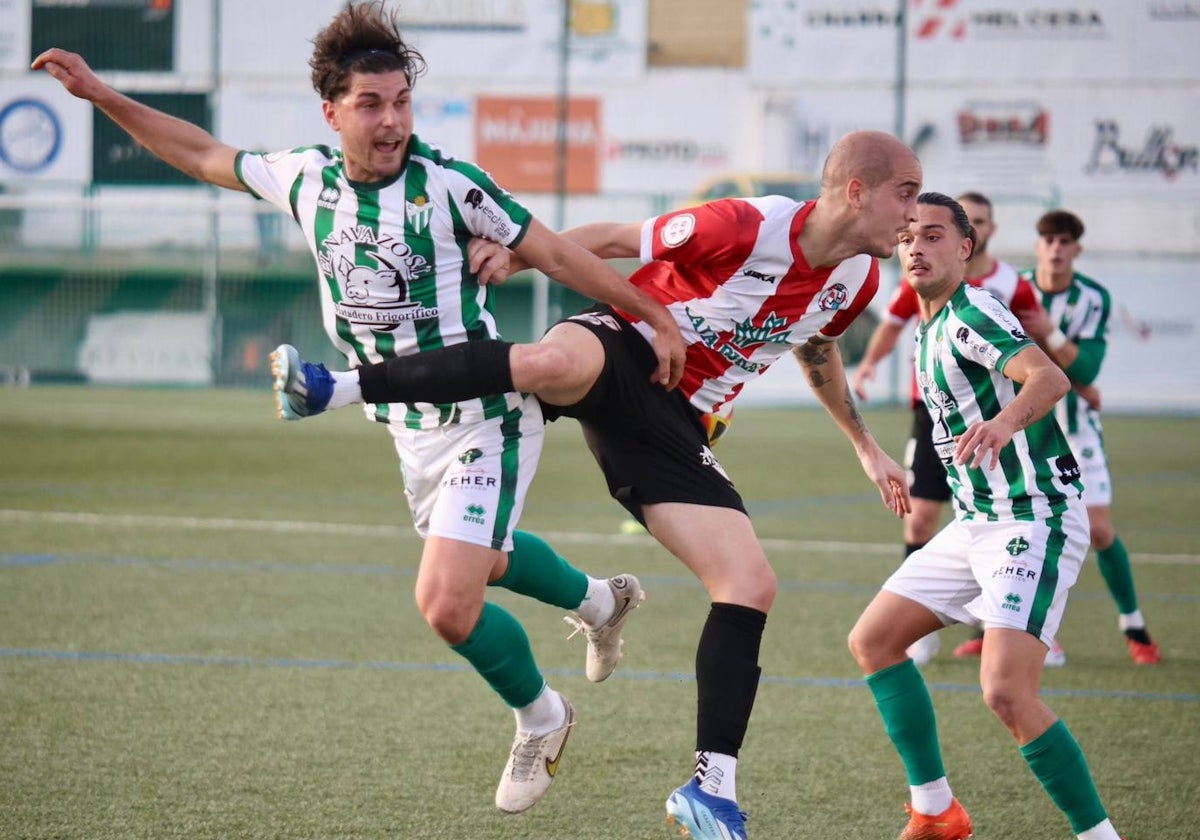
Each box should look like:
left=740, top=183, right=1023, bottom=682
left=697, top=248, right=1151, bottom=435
left=327, top=370, right=362, bottom=409
left=513, top=685, right=566, bottom=736
left=910, top=776, right=953, bottom=816
left=575, top=576, right=615, bottom=626
left=1078, top=818, right=1121, bottom=839
left=694, top=750, right=738, bottom=802
left=1117, top=610, right=1145, bottom=631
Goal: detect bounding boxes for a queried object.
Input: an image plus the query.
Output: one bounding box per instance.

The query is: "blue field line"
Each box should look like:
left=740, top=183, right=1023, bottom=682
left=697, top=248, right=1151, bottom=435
left=3, top=552, right=1199, bottom=604
left=2, top=647, right=1196, bottom=704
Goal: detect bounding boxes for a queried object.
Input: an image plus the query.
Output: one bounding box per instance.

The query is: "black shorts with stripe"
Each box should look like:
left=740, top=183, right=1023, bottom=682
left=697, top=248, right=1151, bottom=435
left=908, top=406, right=952, bottom=503
left=539, top=305, right=746, bottom=524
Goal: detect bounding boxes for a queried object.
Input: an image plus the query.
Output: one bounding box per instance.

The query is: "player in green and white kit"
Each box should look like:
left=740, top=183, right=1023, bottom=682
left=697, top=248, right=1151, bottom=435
left=33, top=2, right=688, bottom=815
left=1019, top=210, right=1161, bottom=665
left=849, top=194, right=1123, bottom=840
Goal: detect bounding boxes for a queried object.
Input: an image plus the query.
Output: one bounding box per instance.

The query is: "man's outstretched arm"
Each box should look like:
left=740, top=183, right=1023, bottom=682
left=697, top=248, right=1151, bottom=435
left=33, top=48, right=243, bottom=191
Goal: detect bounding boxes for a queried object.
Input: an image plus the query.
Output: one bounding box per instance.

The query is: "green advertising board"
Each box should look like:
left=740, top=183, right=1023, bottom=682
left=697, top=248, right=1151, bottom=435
left=92, top=92, right=209, bottom=185
left=31, top=0, right=175, bottom=72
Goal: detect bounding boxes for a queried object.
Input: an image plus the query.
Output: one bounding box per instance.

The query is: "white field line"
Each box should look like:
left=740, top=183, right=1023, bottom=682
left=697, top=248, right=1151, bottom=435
left=1, top=508, right=1197, bottom=565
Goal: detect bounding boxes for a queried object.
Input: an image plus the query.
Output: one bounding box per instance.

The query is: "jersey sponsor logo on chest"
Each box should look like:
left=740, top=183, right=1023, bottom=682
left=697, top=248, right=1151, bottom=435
left=317, top=226, right=439, bottom=327
left=686, top=307, right=792, bottom=373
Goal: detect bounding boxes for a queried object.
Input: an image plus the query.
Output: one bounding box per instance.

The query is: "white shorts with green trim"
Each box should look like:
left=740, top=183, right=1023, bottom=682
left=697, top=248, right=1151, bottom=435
left=388, top=395, right=544, bottom=552
left=882, top=501, right=1090, bottom=647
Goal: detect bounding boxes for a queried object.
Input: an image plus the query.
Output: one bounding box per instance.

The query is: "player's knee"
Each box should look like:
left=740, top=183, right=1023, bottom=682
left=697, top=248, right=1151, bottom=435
left=1090, top=522, right=1114, bottom=551
left=979, top=680, right=1029, bottom=731
left=511, top=343, right=583, bottom=393
left=847, top=619, right=894, bottom=673
left=729, top=560, right=777, bottom=612
left=417, top=594, right=476, bottom=645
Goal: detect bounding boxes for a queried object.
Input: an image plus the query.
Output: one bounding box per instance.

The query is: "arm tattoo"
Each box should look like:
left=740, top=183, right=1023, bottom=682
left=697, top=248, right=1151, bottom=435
left=798, top=341, right=835, bottom=390
left=844, top=394, right=867, bottom=433
left=794, top=343, right=830, bottom=368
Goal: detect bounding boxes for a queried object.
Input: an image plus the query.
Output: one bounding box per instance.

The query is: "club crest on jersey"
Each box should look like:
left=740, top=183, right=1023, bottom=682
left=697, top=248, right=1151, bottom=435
left=318, top=227, right=437, bottom=328
left=817, top=283, right=849, bottom=311
left=660, top=213, right=695, bottom=248
left=406, top=195, right=433, bottom=234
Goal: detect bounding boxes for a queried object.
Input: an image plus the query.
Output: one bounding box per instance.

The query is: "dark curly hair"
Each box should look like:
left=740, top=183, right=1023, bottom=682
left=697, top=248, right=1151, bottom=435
left=309, top=2, right=427, bottom=101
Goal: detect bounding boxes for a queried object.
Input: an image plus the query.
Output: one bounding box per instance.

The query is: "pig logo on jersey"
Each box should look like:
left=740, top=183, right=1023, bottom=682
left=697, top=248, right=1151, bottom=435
left=319, top=226, right=437, bottom=328
left=660, top=213, right=696, bottom=248
left=817, top=283, right=849, bottom=311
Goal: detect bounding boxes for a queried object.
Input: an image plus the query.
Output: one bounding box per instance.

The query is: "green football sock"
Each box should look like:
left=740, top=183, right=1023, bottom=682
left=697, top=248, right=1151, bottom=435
left=1020, top=719, right=1109, bottom=834
left=489, top=530, right=588, bottom=610
left=865, top=659, right=946, bottom=784
left=1096, top=536, right=1139, bottom=615
left=450, top=602, right=545, bottom=708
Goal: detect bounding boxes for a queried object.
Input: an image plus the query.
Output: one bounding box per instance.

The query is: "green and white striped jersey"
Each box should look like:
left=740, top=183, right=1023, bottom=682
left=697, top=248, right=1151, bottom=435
left=915, top=283, right=1083, bottom=521
left=235, top=135, right=532, bottom=429
left=1021, top=269, right=1110, bottom=435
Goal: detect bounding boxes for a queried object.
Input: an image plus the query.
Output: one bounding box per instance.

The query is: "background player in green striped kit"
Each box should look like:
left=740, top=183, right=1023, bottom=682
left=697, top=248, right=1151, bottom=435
left=34, top=1, right=688, bottom=815
left=848, top=193, right=1124, bottom=840
left=1017, top=210, right=1161, bottom=665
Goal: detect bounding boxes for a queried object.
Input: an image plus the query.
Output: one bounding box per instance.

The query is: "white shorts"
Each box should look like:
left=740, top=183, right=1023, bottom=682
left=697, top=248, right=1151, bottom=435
left=1067, top=412, right=1112, bottom=506
left=882, top=502, right=1091, bottom=646
left=387, top=396, right=544, bottom=552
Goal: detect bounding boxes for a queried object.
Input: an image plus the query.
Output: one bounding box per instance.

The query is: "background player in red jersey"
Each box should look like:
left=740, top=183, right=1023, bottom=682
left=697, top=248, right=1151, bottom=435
left=275, top=130, right=921, bottom=839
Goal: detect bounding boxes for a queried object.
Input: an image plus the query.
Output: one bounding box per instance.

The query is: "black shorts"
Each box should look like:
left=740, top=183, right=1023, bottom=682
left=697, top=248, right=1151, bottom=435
left=907, top=407, right=952, bottom=502
left=540, top=306, right=746, bottom=524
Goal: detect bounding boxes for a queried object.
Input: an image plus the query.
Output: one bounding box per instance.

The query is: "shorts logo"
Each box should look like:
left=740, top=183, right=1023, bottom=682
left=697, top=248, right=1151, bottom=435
left=1002, top=592, right=1023, bottom=612
left=660, top=213, right=696, bottom=248
left=458, top=448, right=484, bottom=464
left=1006, top=537, right=1030, bottom=556
left=463, top=503, right=487, bottom=525
left=699, top=445, right=731, bottom=483
left=570, top=312, right=621, bottom=331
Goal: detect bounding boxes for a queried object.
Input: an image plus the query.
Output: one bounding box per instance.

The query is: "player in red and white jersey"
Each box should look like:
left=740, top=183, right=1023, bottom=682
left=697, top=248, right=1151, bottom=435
left=853, top=192, right=1043, bottom=666
left=612, top=194, right=879, bottom=414
left=278, top=130, right=922, bottom=838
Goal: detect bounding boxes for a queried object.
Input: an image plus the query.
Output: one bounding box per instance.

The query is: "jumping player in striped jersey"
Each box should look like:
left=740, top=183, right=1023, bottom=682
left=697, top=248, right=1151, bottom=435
left=34, top=2, right=689, bottom=816
left=276, top=129, right=920, bottom=839
left=849, top=193, right=1123, bottom=840
left=1017, top=210, right=1161, bottom=665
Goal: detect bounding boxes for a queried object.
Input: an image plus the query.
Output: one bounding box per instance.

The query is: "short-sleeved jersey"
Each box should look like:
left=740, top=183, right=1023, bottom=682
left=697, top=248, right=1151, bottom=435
left=915, top=283, right=1083, bottom=521
left=1022, top=269, right=1111, bottom=435
left=235, top=135, right=532, bottom=430
left=887, top=260, right=1034, bottom=407
left=614, top=197, right=878, bottom=413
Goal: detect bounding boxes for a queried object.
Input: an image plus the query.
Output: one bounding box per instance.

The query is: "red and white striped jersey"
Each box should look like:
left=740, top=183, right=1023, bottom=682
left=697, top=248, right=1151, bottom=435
left=885, top=259, right=1035, bottom=406
left=615, top=196, right=878, bottom=413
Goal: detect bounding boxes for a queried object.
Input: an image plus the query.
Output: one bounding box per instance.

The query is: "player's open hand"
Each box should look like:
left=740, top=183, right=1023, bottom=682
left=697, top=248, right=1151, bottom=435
left=859, top=443, right=911, bottom=519
left=467, top=237, right=512, bottom=285
left=31, top=49, right=106, bottom=101
left=955, top=418, right=1015, bottom=470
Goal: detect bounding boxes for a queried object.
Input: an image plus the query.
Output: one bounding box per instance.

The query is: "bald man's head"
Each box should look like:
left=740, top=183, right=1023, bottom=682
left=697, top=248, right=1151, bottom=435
left=820, top=130, right=919, bottom=193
